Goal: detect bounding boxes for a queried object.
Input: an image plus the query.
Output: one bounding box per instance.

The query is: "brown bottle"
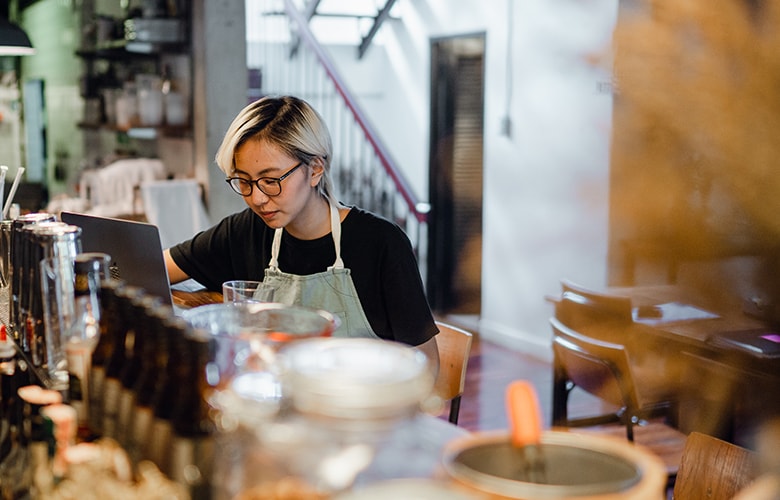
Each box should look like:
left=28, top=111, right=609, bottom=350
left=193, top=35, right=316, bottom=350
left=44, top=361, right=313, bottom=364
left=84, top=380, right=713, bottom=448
left=116, top=292, right=162, bottom=449
left=101, top=285, right=143, bottom=440
left=130, top=302, right=174, bottom=464
left=169, top=332, right=216, bottom=500
left=89, top=279, right=124, bottom=437
left=67, top=252, right=110, bottom=439
left=148, top=315, right=190, bottom=476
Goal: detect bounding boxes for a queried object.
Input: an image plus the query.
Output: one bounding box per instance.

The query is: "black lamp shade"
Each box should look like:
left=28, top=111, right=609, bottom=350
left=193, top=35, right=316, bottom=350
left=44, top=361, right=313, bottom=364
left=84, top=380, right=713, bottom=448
left=0, top=18, right=35, bottom=56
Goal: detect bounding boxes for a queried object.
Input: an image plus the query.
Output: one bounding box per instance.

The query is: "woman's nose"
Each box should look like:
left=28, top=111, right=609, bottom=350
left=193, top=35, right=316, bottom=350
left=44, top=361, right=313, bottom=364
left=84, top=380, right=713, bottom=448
left=250, top=187, right=271, bottom=204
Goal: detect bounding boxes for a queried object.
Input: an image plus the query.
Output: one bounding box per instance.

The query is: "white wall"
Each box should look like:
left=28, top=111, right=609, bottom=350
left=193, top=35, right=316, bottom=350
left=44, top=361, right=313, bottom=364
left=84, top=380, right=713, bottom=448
left=326, top=0, right=619, bottom=360
left=231, top=0, right=619, bottom=361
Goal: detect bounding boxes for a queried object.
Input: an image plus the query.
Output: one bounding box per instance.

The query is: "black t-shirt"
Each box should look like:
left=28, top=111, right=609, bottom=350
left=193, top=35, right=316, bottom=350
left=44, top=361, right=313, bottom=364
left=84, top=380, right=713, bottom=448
left=169, top=206, right=437, bottom=346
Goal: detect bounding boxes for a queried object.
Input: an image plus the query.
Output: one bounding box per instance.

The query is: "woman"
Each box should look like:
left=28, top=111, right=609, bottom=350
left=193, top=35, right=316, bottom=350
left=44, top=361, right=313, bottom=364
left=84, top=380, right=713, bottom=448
left=164, top=96, right=439, bottom=367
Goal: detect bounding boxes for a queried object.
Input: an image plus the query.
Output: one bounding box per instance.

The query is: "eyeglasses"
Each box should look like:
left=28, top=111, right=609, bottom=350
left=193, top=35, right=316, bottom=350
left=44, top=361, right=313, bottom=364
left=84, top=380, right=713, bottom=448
left=226, top=162, right=304, bottom=197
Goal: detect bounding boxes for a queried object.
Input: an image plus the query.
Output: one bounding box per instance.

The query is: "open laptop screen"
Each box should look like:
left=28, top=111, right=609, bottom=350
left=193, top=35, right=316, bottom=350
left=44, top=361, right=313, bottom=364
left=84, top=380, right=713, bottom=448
left=60, top=211, right=173, bottom=305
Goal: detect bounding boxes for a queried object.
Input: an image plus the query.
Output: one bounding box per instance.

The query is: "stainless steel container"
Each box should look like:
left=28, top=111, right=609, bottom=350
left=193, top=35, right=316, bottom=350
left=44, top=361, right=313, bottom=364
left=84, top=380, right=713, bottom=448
left=8, top=213, right=56, bottom=342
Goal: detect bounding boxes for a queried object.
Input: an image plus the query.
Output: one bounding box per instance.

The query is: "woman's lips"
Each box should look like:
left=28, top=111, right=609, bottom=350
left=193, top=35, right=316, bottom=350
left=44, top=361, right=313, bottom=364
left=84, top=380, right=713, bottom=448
left=259, top=209, right=278, bottom=220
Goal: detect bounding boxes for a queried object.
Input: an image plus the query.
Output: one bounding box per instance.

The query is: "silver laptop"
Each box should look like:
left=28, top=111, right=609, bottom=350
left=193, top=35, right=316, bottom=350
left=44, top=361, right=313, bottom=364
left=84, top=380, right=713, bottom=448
left=60, top=211, right=173, bottom=306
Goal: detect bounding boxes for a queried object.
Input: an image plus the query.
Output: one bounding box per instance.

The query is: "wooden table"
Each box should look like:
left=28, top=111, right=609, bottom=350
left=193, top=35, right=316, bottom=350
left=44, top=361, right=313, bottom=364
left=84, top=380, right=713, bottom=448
left=606, top=284, right=780, bottom=444
left=608, top=284, right=778, bottom=371
left=355, top=414, right=470, bottom=485
left=171, top=287, right=223, bottom=309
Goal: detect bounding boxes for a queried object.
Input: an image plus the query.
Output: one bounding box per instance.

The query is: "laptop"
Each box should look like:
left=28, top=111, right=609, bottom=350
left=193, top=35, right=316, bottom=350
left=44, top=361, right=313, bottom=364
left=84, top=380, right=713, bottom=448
left=708, top=328, right=780, bottom=359
left=60, top=211, right=173, bottom=306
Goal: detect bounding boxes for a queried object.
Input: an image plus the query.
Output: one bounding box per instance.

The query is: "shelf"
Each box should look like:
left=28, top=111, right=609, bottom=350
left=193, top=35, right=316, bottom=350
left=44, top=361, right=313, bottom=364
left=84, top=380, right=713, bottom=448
left=76, top=8, right=193, bottom=161
left=77, top=45, right=155, bottom=60
left=76, top=41, right=188, bottom=60
left=77, top=123, right=191, bottom=139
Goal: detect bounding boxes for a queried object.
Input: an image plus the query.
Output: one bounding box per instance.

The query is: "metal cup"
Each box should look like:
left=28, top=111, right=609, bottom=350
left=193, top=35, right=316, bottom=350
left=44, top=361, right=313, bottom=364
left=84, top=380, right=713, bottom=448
left=8, top=213, right=56, bottom=341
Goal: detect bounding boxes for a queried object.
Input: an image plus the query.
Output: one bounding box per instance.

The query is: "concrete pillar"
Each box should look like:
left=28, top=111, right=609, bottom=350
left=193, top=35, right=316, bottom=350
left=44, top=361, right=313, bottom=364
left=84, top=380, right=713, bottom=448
left=192, top=0, right=247, bottom=224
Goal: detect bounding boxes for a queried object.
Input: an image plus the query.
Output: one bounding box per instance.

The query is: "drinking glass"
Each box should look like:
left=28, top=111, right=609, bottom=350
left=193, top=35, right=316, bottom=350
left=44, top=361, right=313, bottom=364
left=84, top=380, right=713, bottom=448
left=182, top=302, right=337, bottom=421
left=40, top=257, right=76, bottom=390
left=222, top=280, right=275, bottom=303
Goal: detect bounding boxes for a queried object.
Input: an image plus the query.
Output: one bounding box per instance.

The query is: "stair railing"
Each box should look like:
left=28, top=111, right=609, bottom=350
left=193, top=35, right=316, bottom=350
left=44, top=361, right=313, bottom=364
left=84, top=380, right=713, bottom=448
left=246, top=0, right=429, bottom=278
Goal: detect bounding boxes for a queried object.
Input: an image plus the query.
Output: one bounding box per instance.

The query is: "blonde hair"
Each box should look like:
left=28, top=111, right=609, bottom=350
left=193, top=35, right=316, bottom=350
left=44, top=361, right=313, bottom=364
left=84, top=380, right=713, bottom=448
left=215, top=95, right=337, bottom=203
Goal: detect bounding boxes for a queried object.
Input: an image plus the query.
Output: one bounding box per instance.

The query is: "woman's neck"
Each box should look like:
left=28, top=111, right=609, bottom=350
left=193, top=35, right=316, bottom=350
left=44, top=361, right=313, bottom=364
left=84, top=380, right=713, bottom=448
left=285, top=196, right=334, bottom=240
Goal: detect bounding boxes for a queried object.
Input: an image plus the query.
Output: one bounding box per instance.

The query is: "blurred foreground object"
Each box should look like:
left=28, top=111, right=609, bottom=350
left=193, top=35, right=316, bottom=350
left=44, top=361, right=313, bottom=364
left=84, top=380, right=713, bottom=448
left=50, top=439, right=188, bottom=499
left=734, top=418, right=780, bottom=499
left=611, top=0, right=780, bottom=300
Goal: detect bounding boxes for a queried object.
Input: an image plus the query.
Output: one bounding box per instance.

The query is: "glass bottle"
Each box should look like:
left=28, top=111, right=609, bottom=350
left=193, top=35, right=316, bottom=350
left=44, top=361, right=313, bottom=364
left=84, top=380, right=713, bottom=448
left=131, top=302, right=173, bottom=464
left=89, top=279, right=124, bottom=437
left=117, top=292, right=161, bottom=449
left=66, top=253, right=110, bottom=439
left=148, top=315, right=189, bottom=476
left=0, top=343, right=32, bottom=498
left=101, top=285, right=143, bottom=440
left=18, top=385, right=62, bottom=498
left=169, top=332, right=216, bottom=500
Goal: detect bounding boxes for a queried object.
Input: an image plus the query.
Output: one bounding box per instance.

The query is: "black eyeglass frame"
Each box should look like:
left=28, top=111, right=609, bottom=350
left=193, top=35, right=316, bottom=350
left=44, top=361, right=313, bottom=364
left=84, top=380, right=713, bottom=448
left=225, top=162, right=304, bottom=197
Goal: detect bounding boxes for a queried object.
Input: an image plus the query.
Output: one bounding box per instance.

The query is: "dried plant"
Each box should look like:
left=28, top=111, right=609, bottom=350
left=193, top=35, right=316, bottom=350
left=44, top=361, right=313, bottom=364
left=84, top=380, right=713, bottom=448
left=610, top=0, right=780, bottom=302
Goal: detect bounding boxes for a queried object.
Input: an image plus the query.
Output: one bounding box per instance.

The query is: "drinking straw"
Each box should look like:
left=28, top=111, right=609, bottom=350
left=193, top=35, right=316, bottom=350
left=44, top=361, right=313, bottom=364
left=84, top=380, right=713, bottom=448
left=3, top=167, right=25, bottom=219
left=0, top=165, right=7, bottom=218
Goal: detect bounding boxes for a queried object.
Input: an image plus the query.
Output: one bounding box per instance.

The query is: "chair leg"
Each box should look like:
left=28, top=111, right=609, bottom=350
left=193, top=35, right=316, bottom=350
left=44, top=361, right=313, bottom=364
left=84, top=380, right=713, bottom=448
left=552, top=361, right=569, bottom=426
left=449, top=395, right=462, bottom=425
left=626, top=415, right=635, bottom=442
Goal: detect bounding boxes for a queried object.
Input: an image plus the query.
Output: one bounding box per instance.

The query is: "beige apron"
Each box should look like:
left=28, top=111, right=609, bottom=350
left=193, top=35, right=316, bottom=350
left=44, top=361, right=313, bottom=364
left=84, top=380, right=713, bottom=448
left=262, top=204, right=378, bottom=339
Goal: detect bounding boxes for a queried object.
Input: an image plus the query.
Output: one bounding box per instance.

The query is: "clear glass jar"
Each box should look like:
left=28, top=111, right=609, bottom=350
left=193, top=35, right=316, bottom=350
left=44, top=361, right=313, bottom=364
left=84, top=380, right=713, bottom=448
left=210, top=335, right=434, bottom=500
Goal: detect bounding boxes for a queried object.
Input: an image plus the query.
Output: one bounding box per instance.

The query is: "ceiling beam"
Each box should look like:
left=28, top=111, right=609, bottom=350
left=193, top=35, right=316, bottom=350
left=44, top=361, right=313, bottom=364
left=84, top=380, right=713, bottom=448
left=357, top=0, right=397, bottom=60
left=290, top=0, right=321, bottom=58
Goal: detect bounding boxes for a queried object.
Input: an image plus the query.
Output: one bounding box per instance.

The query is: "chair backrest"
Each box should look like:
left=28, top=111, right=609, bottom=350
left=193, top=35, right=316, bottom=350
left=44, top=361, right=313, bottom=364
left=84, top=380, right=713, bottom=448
left=550, top=316, right=639, bottom=412
left=558, top=279, right=633, bottom=327
left=433, top=321, right=473, bottom=424
left=673, top=431, right=757, bottom=500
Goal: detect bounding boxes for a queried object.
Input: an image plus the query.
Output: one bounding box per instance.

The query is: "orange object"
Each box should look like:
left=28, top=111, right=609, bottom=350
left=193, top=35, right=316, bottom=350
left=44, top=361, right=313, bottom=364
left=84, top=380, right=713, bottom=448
left=506, top=380, right=542, bottom=448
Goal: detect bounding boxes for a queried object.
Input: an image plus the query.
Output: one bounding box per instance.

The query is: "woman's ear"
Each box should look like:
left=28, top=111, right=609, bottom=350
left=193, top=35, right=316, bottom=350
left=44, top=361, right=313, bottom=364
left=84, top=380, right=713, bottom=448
left=309, top=157, right=325, bottom=187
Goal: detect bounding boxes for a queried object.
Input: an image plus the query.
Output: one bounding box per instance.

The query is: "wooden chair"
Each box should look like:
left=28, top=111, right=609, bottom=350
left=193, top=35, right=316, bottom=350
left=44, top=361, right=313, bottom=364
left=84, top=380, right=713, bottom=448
left=550, top=315, right=680, bottom=440
left=558, top=278, right=634, bottom=326
left=673, top=431, right=757, bottom=500
left=552, top=284, right=680, bottom=425
left=552, top=280, right=682, bottom=427
left=550, top=315, right=687, bottom=484
left=432, top=321, right=473, bottom=425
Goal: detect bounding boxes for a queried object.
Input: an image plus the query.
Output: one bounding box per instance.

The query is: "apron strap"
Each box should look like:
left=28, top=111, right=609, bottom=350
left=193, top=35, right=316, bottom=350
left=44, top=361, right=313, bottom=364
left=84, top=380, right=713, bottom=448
left=269, top=226, right=283, bottom=269
left=268, top=203, right=344, bottom=270
left=328, top=203, right=344, bottom=270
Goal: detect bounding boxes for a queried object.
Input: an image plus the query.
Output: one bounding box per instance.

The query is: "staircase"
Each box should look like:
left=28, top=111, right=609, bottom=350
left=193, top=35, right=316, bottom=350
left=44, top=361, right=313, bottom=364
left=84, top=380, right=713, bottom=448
left=245, top=0, right=429, bottom=280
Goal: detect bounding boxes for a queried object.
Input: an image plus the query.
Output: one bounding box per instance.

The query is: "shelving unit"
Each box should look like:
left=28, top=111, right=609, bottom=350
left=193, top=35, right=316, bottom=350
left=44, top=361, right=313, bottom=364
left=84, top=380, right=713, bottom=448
left=75, top=1, right=194, bottom=176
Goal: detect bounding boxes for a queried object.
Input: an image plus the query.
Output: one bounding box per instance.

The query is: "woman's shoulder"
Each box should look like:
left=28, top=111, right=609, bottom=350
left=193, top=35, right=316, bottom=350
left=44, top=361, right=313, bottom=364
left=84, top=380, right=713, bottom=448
left=344, top=206, right=398, bottom=230
left=343, top=206, right=412, bottom=245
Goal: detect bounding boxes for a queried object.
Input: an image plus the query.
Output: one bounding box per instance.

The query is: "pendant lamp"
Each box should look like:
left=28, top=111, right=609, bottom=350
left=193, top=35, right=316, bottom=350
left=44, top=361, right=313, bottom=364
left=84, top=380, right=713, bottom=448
left=0, top=17, right=35, bottom=56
